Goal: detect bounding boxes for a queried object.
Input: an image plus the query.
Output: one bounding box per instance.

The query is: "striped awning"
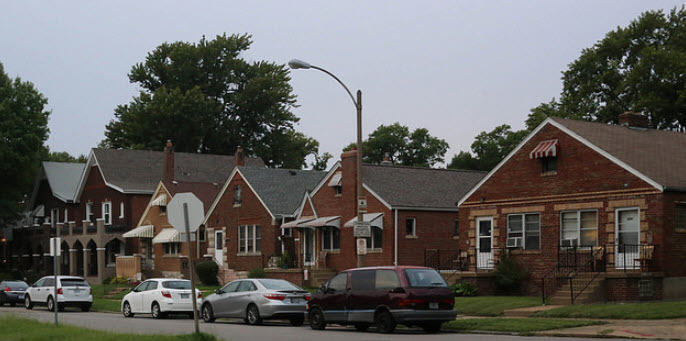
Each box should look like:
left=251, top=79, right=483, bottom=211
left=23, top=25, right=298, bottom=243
left=151, top=194, right=168, bottom=206
left=327, top=171, right=342, bottom=187
left=305, top=216, right=340, bottom=229
left=152, top=228, right=180, bottom=244
left=343, top=213, right=384, bottom=229
left=281, top=217, right=315, bottom=229
left=529, top=139, right=558, bottom=159
left=122, top=225, right=154, bottom=238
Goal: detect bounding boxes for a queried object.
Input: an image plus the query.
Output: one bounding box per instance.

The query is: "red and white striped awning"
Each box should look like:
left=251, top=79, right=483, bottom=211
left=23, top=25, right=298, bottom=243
left=529, top=139, right=558, bottom=159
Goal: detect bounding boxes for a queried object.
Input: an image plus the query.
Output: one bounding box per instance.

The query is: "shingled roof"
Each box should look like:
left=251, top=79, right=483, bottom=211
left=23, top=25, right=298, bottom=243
left=91, top=149, right=264, bottom=193
left=162, top=180, right=222, bottom=214
left=363, top=164, right=486, bottom=209
left=42, top=161, right=86, bottom=202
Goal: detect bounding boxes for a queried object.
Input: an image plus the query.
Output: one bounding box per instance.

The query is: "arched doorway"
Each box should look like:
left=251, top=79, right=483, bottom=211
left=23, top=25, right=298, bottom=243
left=60, top=241, right=69, bottom=275
left=73, top=240, right=84, bottom=276
left=87, top=240, right=98, bottom=276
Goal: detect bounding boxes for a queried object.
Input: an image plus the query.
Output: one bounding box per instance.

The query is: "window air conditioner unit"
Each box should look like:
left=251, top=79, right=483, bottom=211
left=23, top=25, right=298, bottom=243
left=560, top=238, right=578, bottom=247
left=506, top=237, right=522, bottom=248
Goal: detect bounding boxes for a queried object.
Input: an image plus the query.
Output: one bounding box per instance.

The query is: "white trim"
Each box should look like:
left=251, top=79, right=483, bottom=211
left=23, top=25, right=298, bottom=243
left=102, top=201, right=112, bottom=225
left=96, top=248, right=106, bottom=251
left=391, top=206, right=459, bottom=212
left=135, top=182, right=168, bottom=228
left=203, top=167, right=275, bottom=225
left=119, top=202, right=125, bottom=219
left=309, top=161, right=342, bottom=198
left=614, top=207, right=641, bottom=269
left=405, top=217, right=416, bottom=237
left=362, top=183, right=392, bottom=210
left=458, top=118, right=664, bottom=207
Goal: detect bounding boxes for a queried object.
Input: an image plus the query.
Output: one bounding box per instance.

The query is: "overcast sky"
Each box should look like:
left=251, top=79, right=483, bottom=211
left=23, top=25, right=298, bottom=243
left=2, top=1, right=683, bottom=167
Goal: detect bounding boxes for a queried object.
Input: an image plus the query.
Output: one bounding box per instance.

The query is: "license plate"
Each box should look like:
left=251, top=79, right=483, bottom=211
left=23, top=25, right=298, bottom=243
left=18, top=294, right=24, bottom=300
left=180, top=294, right=189, bottom=299
left=429, top=302, right=439, bottom=309
left=290, top=298, right=302, bottom=303
left=73, top=289, right=82, bottom=293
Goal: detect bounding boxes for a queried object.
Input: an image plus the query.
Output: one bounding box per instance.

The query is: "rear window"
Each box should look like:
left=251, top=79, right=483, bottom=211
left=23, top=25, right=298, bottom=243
left=404, top=269, right=447, bottom=288
left=60, top=279, right=89, bottom=287
left=162, top=281, right=191, bottom=289
left=5, top=281, right=28, bottom=290
left=257, top=279, right=303, bottom=291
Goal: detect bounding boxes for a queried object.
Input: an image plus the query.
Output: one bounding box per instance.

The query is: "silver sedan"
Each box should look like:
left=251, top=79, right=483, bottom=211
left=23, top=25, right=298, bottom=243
left=201, top=279, right=310, bottom=326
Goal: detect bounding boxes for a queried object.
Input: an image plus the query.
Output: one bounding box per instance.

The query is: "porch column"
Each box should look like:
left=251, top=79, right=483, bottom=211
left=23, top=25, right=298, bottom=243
left=96, top=247, right=106, bottom=283
left=83, top=248, right=90, bottom=278
left=69, top=248, right=78, bottom=275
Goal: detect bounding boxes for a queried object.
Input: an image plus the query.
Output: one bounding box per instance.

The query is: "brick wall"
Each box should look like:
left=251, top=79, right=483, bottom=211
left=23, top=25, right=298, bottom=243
left=605, top=273, right=663, bottom=301
left=264, top=269, right=304, bottom=286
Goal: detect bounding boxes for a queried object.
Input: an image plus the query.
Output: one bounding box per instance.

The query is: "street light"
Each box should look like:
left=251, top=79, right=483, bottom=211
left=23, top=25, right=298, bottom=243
left=289, top=59, right=365, bottom=267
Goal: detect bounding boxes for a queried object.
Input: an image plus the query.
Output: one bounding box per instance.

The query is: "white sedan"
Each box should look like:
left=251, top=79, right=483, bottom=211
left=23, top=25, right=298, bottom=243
left=121, top=278, right=201, bottom=319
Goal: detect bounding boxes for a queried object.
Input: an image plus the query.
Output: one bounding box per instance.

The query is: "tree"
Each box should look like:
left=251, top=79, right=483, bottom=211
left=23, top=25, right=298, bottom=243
left=311, top=152, right=333, bottom=171
left=0, top=62, right=50, bottom=225
left=448, top=124, right=528, bottom=171
left=344, top=123, right=449, bottom=167
left=103, top=34, right=319, bottom=168
left=527, top=7, right=686, bottom=131
left=44, top=150, right=88, bottom=163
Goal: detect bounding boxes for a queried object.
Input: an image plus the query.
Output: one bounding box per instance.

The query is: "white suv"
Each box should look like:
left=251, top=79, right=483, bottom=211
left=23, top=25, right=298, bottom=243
left=24, top=276, right=92, bottom=312
left=121, top=278, right=201, bottom=319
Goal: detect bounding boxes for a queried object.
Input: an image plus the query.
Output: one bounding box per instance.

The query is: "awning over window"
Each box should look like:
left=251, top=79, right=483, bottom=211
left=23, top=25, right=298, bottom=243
left=529, top=139, right=558, bottom=159
left=152, top=228, right=180, bottom=244
left=327, top=171, right=342, bottom=187
left=281, top=217, right=315, bottom=229
left=151, top=194, right=168, bottom=206
left=305, top=216, right=340, bottom=229
left=123, top=225, right=154, bottom=239
left=343, top=213, right=384, bottom=229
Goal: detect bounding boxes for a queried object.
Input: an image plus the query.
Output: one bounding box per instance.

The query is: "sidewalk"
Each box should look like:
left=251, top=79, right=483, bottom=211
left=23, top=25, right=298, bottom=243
left=537, top=318, right=686, bottom=340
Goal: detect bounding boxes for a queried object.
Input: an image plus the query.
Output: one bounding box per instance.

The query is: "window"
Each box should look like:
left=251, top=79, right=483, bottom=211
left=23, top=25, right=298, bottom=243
left=322, top=226, right=340, bottom=251
left=364, top=226, right=383, bottom=249
left=375, top=270, right=401, bottom=290
left=237, top=281, right=257, bottom=292
left=221, top=281, right=240, bottom=293
left=159, top=205, right=167, bottom=215
left=334, top=185, right=342, bottom=195
left=453, top=219, right=459, bottom=237
left=234, top=185, right=242, bottom=204
left=198, top=227, right=206, bottom=242
left=507, top=213, right=540, bottom=250
left=327, top=273, right=347, bottom=292
left=147, top=281, right=158, bottom=290
left=351, top=270, right=376, bottom=291
left=86, top=203, right=94, bottom=223
left=542, top=157, right=557, bottom=173
left=676, top=203, right=686, bottom=230
left=119, top=202, right=125, bottom=219
left=163, top=243, right=181, bottom=255
left=105, top=239, right=123, bottom=266
left=282, top=227, right=292, bottom=237
left=63, top=208, right=68, bottom=223
left=238, top=225, right=261, bottom=253
left=102, top=202, right=112, bottom=225
left=560, top=210, right=597, bottom=246
left=50, top=208, right=58, bottom=225
left=405, top=218, right=416, bottom=237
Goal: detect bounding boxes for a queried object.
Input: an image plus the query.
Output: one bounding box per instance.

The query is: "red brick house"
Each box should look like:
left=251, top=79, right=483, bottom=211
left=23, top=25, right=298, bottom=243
left=458, top=113, right=686, bottom=302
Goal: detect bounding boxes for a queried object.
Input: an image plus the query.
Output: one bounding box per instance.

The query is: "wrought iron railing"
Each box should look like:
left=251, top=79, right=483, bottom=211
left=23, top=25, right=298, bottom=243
left=604, top=244, right=656, bottom=272
left=424, top=249, right=464, bottom=271
left=105, top=224, right=129, bottom=234
left=87, top=225, right=97, bottom=233
left=73, top=226, right=83, bottom=234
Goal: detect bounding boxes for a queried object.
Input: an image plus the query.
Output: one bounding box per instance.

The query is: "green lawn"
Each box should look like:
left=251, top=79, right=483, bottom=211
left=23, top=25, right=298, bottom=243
left=92, top=299, right=122, bottom=313
left=454, top=296, right=541, bottom=316
left=0, top=315, right=217, bottom=341
left=533, top=300, right=686, bottom=319
left=443, top=317, right=605, bottom=333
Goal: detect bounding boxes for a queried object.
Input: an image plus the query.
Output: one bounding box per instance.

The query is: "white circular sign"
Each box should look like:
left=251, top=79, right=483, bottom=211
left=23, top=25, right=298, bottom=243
left=167, top=192, right=205, bottom=233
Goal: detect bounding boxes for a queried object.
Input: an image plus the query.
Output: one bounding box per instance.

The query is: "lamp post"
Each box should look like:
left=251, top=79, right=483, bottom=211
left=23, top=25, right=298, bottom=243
left=289, top=59, right=365, bottom=267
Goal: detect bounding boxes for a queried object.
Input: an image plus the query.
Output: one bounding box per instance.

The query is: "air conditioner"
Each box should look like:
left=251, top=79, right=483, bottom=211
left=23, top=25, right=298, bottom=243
left=506, top=237, right=522, bottom=248
left=560, top=238, right=578, bottom=247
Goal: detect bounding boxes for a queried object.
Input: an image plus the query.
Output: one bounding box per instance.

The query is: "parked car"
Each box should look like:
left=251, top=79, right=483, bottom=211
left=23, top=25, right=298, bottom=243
left=201, top=278, right=310, bottom=326
left=0, top=280, right=29, bottom=307
left=121, top=278, right=202, bottom=319
left=307, top=266, right=457, bottom=333
left=24, top=276, right=92, bottom=312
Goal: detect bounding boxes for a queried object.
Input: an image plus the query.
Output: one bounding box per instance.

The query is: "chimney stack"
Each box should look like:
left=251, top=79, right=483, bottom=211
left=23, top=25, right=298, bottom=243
left=619, top=112, right=649, bottom=129
left=380, top=152, right=393, bottom=166
left=163, top=140, right=174, bottom=182
left=234, top=146, right=245, bottom=167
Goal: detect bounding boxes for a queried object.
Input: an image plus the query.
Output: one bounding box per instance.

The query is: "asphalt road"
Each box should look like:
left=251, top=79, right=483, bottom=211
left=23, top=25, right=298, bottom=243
left=0, top=306, right=617, bottom=341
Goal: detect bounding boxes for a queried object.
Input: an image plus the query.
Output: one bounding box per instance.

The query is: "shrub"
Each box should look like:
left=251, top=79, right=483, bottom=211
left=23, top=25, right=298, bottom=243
left=451, top=282, right=478, bottom=296
left=195, top=261, right=219, bottom=285
left=494, top=253, right=529, bottom=295
left=277, top=251, right=294, bottom=269
left=103, top=276, right=129, bottom=285
left=247, top=268, right=266, bottom=279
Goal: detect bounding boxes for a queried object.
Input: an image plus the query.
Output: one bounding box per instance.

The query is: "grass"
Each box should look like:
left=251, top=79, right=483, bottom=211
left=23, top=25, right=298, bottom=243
left=92, top=298, right=122, bottom=313
left=533, top=300, right=686, bottom=319
left=443, top=317, right=605, bottom=333
left=454, top=296, right=541, bottom=316
left=0, top=315, right=217, bottom=341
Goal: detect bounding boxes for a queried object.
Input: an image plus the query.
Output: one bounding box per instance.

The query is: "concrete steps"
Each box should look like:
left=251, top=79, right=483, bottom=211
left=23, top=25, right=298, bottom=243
left=217, top=268, right=247, bottom=284
left=549, top=274, right=605, bottom=305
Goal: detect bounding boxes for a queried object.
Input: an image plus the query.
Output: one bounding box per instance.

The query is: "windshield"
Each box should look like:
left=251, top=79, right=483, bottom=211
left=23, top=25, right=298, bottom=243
left=162, top=281, right=191, bottom=289
left=60, top=279, right=90, bottom=287
left=257, top=279, right=304, bottom=291
left=404, top=269, right=448, bottom=288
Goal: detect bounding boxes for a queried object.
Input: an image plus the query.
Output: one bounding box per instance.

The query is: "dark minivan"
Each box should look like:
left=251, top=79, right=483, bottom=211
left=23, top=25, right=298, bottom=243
left=306, top=266, right=456, bottom=333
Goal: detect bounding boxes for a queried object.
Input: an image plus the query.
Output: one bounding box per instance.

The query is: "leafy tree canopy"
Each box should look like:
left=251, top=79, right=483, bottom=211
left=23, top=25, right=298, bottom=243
left=103, top=34, right=320, bottom=168
left=43, top=149, right=88, bottom=163
left=344, top=123, right=449, bottom=167
left=0, top=62, right=50, bottom=225
left=448, top=125, right=528, bottom=171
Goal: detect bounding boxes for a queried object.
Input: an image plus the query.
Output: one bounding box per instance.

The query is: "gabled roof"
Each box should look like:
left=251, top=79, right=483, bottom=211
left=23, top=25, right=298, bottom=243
left=42, top=161, right=86, bottom=202
left=363, top=164, right=486, bottom=210
left=162, top=180, right=222, bottom=214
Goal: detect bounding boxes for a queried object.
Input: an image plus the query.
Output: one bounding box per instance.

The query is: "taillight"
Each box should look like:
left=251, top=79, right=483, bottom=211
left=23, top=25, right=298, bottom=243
left=304, top=294, right=311, bottom=301
left=4, top=287, right=10, bottom=292
left=263, top=293, right=286, bottom=301
left=197, top=291, right=202, bottom=299
left=397, top=298, right=425, bottom=308
left=161, top=290, right=172, bottom=298
left=57, top=288, right=63, bottom=295
left=443, top=298, right=454, bottom=305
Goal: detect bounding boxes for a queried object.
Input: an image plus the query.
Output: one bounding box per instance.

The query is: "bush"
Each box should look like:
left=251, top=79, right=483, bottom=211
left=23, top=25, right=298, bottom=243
left=451, top=282, right=478, bottom=296
left=494, top=253, right=529, bottom=295
left=277, top=251, right=294, bottom=269
left=247, top=268, right=265, bottom=279
left=103, top=276, right=129, bottom=285
left=195, top=261, right=219, bottom=285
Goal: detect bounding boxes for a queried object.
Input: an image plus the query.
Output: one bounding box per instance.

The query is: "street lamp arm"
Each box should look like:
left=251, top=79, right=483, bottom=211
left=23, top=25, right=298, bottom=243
left=310, top=65, right=359, bottom=109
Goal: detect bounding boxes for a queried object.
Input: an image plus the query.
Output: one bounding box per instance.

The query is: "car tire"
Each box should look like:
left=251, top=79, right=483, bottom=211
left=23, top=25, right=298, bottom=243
left=421, top=322, right=442, bottom=333
left=246, top=304, right=262, bottom=325
left=81, top=304, right=91, bottom=312
left=122, top=301, right=134, bottom=318
left=202, top=303, right=215, bottom=323
left=24, top=295, right=33, bottom=310
left=308, top=308, right=326, bottom=330
left=354, top=324, right=371, bottom=331
left=151, top=302, right=165, bottom=319
left=290, top=316, right=305, bottom=326
left=47, top=296, right=56, bottom=312
left=375, top=310, right=396, bottom=334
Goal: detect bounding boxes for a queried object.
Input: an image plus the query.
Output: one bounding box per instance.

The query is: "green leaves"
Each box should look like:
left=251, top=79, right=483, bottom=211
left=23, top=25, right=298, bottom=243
left=449, top=125, right=527, bottom=171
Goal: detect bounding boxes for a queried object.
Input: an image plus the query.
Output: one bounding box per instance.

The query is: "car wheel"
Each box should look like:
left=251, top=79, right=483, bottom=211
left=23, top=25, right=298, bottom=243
left=290, top=316, right=305, bottom=326
left=122, top=301, right=134, bottom=318
left=201, top=303, right=215, bottom=323
left=81, top=304, right=91, bottom=312
left=308, top=308, right=326, bottom=330
left=354, top=324, right=371, bottom=331
left=421, top=322, right=442, bottom=333
left=151, top=302, right=165, bottom=319
left=24, top=295, right=33, bottom=310
left=246, top=304, right=262, bottom=325
left=375, top=310, right=396, bottom=334
left=47, top=296, right=56, bottom=312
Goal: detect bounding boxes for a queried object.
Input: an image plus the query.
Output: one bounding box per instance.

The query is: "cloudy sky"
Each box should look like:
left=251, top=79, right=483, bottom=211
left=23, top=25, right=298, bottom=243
left=2, top=1, right=683, bottom=166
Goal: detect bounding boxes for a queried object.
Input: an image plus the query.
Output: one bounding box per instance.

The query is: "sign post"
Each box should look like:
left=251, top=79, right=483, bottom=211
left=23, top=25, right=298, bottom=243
left=49, top=237, right=60, bottom=326
left=167, top=193, right=204, bottom=335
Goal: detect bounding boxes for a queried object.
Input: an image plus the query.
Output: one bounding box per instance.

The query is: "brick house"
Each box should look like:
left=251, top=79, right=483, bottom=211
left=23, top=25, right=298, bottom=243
left=457, top=113, right=686, bottom=302
left=283, top=150, right=484, bottom=286
left=203, top=166, right=326, bottom=282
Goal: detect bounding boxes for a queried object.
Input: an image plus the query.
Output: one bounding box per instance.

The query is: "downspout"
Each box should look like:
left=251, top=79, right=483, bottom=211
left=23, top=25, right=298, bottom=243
left=394, top=208, right=398, bottom=266
left=281, top=216, right=286, bottom=254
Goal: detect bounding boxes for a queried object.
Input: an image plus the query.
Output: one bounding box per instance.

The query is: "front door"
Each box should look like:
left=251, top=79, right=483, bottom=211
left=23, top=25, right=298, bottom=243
left=303, top=229, right=315, bottom=267
left=615, top=208, right=640, bottom=269
left=215, top=231, right=223, bottom=266
left=476, top=217, right=494, bottom=269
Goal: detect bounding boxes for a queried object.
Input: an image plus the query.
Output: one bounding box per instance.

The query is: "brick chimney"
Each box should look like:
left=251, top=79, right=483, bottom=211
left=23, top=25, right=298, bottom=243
left=619, top=112, right=649, bottom=129
left=234, top=146, right=245, bottom=167
left=163, top=140, right=174, bottom=182
left=380, top=152, right=393, bottom=166
left=341, top=149, right=359, bottom=200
